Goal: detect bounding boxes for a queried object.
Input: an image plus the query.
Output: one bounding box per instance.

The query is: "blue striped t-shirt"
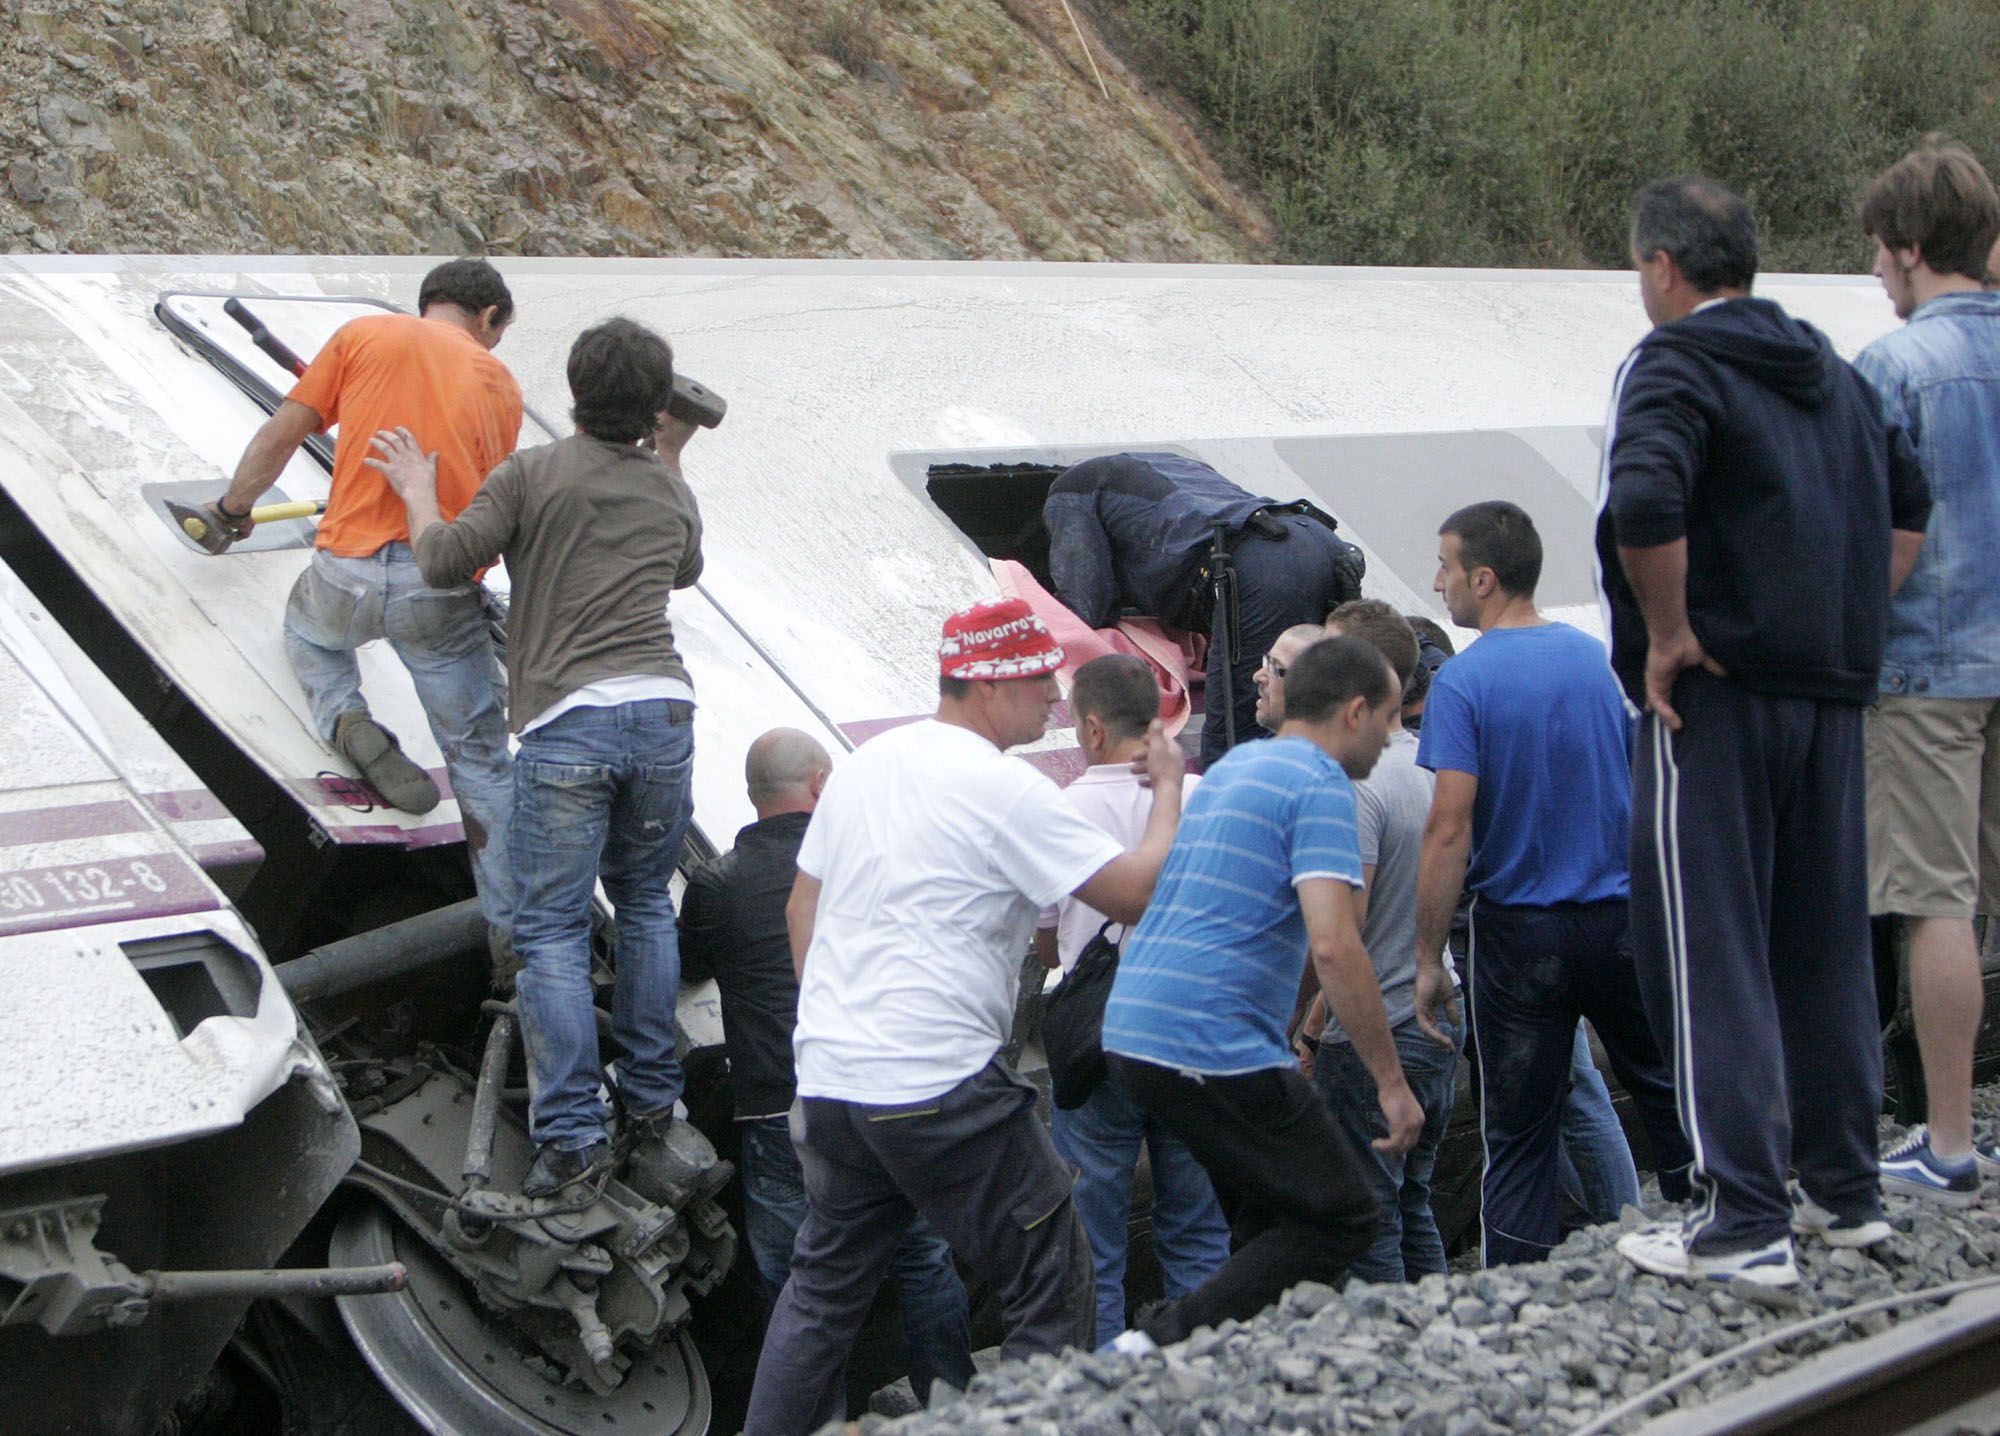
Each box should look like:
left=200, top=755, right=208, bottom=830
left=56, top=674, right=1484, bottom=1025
left=1102, top=736, right=1363, bottom=1075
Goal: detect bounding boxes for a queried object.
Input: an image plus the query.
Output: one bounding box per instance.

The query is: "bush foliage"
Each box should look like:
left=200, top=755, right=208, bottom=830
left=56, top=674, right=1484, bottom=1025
left=1097, top=0, right=2000, bottom=271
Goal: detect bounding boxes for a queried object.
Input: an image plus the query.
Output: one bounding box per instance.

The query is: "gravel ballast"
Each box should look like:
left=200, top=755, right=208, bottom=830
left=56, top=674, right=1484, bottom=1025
left=846, top=1098, right=2000, bottom=1436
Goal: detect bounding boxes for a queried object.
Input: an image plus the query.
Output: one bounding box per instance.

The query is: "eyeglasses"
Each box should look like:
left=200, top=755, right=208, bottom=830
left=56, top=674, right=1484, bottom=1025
left=1262, top=653, right=1289, bottom=679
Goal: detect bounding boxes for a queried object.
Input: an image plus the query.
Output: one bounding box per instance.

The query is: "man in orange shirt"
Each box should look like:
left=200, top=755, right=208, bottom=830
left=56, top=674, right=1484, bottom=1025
left=209, top=258, right=523, bottom=948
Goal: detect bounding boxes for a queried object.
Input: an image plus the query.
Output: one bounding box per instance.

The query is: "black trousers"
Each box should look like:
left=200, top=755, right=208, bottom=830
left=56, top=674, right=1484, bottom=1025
left=1109, top=1055, right=1377, bottom=1343
left=1629, top=671, right=1884, bottom=1256
left=1465, top=897, right=1692, bottom=1265
left=744, top=1061, right=1092, bottom=1436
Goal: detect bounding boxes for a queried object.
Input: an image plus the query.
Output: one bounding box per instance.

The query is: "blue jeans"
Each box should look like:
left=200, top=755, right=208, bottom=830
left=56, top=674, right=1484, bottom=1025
left=738, top=1116, right=974, bottom=1404
left=1558, top=1023, right=1641, bottom=1222
left=512, top=700, right=693, bottom=1150
left=1314, top=1016, right=1462, bottom=1283
left=283, top=544, right=514, bottom=929
left=1050, top=1071, right=1231, bottom=1345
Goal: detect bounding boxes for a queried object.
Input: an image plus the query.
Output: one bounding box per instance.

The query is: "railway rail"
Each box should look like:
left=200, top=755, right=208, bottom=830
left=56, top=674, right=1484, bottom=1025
left=1602, top=1278, right=2000, bottom=1435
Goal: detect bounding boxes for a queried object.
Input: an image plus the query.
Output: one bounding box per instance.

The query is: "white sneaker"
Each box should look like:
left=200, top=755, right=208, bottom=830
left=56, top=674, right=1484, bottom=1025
left=1789, top=1184, right=1892, bottom=1248
left=1108, top=1328, right=1159, bottom=1358
left=1617, top=1224, right=1799, bottom=1287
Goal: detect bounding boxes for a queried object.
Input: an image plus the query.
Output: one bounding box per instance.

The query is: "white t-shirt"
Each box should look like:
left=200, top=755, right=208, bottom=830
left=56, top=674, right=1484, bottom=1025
left=520, top=672, right=696, bottom=735
left=793, top=719, right=1125, bottom=1104
left=1038, top=764, right=1199, bottom=972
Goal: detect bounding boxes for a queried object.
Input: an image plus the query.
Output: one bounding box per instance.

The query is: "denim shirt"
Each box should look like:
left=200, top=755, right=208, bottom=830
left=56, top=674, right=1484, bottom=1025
left=1855, top=291, right=2000, bottom=699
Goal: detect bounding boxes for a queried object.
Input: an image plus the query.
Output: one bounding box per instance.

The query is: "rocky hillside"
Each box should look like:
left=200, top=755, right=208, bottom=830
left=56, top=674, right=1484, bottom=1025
left=0, top=0, right=1272, bottom=260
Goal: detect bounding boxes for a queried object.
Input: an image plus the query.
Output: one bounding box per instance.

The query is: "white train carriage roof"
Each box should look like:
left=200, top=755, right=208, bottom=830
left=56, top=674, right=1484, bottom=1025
left=0, top=256, right=1899, bottom=843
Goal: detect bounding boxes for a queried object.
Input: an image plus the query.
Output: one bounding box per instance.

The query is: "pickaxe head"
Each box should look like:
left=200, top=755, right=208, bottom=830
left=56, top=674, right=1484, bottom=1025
left=165, top=498, right=237, bottom=555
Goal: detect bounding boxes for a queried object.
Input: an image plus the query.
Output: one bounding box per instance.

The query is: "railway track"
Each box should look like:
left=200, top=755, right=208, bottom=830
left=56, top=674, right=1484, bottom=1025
left=1588, top=1278, right=2000, bottom=1436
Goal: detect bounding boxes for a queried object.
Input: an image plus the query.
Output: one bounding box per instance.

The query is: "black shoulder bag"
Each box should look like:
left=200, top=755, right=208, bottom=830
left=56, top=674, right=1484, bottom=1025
left=1041, top=921, right=1121, bottom=1110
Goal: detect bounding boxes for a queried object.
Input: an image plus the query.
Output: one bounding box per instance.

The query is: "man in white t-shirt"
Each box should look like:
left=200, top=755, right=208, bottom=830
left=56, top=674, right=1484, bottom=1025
left=744, top=599, right=1186, bottom=1436
left=1033, top=655, right=1229, bottom=1348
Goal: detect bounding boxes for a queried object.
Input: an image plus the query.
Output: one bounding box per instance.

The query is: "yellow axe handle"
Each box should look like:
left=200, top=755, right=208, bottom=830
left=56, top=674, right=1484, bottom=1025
left=180, top=499, right=324, bottom=542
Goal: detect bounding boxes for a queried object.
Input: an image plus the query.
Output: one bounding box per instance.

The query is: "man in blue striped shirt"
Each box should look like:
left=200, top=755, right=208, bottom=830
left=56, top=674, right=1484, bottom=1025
left=1104, top=636, right=1422, bottom=1349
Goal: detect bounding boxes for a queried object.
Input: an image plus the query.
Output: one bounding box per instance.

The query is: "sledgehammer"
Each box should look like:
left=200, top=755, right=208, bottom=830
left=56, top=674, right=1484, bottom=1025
left=167, top=497, right=326, bottom=554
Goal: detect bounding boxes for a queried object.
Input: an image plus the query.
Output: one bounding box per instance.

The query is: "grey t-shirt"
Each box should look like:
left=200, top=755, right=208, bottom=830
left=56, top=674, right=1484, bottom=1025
left=1324, top=727, right=1434, bottom=1044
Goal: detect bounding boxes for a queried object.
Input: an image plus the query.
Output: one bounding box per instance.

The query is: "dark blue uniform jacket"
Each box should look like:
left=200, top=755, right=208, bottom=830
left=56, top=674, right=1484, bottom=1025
left=1044, top=452, right=1279, bottom=629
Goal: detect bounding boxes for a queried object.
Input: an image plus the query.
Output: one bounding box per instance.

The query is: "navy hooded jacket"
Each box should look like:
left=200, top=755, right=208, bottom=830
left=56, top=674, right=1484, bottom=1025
left=1596, top=297, right=1930, bottom=707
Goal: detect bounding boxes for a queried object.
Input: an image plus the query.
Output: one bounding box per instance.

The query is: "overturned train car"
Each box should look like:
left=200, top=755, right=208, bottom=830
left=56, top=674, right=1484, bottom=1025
left=0, top=255, right=1982, bottom=1434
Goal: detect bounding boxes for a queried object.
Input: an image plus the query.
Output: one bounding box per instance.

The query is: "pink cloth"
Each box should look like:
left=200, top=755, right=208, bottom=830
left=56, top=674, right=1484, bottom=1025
left=989, top=560, right=1204, bottom=739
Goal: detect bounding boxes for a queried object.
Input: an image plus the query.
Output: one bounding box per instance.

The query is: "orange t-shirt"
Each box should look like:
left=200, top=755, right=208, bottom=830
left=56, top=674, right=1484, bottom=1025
left=289, top=312, right=524, bottom=557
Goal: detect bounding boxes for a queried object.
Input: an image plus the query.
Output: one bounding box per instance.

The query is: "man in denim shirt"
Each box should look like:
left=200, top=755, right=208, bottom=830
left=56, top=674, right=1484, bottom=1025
left=1855, top=139, right=2000, bottom=1203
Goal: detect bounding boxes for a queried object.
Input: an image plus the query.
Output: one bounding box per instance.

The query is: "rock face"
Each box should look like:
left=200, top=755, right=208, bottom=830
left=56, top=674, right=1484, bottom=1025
left=0, top=0, right=1273, bottom=259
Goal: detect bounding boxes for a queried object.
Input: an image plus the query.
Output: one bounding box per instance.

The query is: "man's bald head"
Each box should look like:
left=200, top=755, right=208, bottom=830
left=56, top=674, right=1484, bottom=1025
left=746, top=728, right=833, bottom=817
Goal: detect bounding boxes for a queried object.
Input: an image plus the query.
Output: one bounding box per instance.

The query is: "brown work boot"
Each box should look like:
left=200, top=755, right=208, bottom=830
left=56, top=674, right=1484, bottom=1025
left=333, top=711, right=440, bottom=815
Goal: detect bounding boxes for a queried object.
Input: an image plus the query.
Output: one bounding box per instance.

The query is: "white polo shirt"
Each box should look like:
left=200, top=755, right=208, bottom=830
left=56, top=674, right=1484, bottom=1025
left=793, top=719, right=1124, bottom=1104
left=1038, top=764, right=1200, bottom=972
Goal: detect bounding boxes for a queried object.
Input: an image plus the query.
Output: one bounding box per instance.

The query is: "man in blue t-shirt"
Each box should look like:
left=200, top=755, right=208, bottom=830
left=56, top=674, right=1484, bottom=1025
left=1104, top=636, right=1422, bottom=1349
left=1412, top=501, right=1691, bottom=1267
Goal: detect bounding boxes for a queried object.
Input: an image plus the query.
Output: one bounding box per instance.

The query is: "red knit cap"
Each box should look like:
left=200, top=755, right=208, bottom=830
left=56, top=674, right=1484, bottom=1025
left=939, top=598, right=1065, bottom=680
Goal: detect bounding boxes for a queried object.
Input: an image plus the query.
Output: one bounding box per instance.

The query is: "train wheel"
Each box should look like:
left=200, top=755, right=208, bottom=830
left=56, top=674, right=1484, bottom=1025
left=330, top=1200, right=710, bottom=1436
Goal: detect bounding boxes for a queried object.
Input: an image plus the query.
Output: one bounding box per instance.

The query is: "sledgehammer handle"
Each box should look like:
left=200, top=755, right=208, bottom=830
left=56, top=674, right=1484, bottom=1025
left=223, top=297, right=308, bottom=378
left=177, top=499, right=325, bottom=546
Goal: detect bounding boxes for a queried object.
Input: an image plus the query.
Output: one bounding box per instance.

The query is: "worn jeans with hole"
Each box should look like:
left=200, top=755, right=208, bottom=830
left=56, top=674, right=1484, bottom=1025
left=738, top=1116, right=974, bottom=1405
left=1050, top=1070, right=1230, bottom=1344
left=282, top=543, right=514, bottom=929
left=1313, top=1015, right=1462, bottom=1283
left=512, top=700, right=694, bottom=1151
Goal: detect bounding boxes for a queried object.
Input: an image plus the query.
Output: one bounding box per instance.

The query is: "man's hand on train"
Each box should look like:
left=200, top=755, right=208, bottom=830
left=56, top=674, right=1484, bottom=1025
left=203, top=498, right=256, bottom=544
left=363, top=426, right=439, bottom=500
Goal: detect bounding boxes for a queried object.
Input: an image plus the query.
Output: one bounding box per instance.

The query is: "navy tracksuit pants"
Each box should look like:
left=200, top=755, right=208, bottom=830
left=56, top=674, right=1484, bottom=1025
left=1466, top=897, right=1692, bottom=1266
left=1628, top=671, right=1885, bottom=1256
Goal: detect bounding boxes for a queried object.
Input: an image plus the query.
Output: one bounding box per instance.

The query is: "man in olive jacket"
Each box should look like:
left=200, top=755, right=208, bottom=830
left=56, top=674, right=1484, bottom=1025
left=370, top=317, right=706, bottom=1200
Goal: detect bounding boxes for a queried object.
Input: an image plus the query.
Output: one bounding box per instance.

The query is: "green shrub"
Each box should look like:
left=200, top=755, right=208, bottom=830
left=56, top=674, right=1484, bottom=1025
left=1097, top=0, right=2000, bottom=270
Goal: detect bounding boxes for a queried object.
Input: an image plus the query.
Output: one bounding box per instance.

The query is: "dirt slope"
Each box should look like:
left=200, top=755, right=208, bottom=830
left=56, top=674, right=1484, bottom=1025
left=0, top=0, right=1272, bottom=259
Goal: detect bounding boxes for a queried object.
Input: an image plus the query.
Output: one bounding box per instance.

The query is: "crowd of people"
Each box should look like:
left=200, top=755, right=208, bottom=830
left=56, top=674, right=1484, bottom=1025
left=204, top=136, right=1999, bottom=1435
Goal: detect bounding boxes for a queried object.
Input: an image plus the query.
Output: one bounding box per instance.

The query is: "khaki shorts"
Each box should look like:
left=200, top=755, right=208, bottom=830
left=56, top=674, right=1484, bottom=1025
left=1866, top=694, right=2000, bottom=918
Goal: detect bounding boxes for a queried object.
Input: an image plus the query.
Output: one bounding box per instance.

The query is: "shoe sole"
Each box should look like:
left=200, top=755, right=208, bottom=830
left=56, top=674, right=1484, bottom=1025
left=1880, top=1172, right=1979, bottom=1209
left=338, top=718, right=442, bottom=814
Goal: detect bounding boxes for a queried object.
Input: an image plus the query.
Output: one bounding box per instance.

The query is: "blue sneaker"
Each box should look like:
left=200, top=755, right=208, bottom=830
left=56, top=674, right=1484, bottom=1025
left=1879, top=1125, right=1979, bottom=1208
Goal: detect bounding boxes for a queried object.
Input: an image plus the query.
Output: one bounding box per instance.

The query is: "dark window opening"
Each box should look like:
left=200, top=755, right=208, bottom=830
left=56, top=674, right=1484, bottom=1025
left=924, top=462, right=1066, bottom=594
left=122, top=930, right=263, bottom=1038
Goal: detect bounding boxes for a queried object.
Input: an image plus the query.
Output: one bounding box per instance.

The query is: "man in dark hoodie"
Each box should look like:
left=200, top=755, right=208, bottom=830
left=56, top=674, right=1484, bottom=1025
left=1600, top=177, right=1931, bottom=1286
left=1044, top=452, right=1364, bottom=765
